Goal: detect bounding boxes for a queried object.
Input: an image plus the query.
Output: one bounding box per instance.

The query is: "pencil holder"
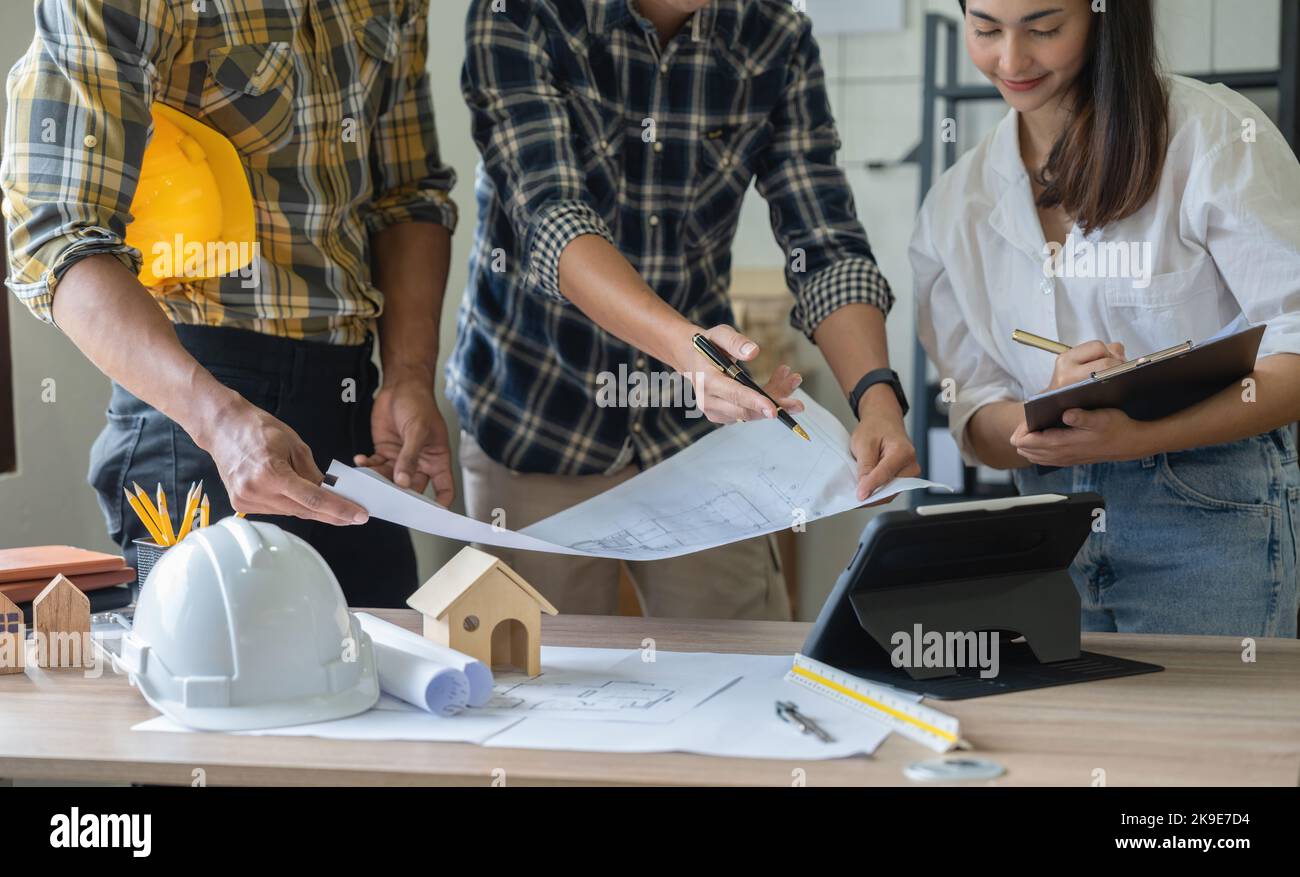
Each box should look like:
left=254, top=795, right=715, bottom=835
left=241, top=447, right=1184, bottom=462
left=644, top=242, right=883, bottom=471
left=133, top=539, right=169, bottom=595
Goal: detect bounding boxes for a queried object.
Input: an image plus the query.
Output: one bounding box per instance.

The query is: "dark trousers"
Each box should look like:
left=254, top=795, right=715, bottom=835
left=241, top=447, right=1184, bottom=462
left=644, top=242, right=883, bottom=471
left=87, top=323, right=418, bottom=608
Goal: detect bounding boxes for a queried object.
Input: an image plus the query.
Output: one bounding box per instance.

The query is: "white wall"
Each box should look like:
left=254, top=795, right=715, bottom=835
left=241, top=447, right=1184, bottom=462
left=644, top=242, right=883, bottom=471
left=0, top=0, right=1289, bottom=619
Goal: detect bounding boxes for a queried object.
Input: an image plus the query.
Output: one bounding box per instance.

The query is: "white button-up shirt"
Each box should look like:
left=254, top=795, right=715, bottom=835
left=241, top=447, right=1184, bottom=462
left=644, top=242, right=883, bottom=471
left=913, top=75, right=1300, bottom=464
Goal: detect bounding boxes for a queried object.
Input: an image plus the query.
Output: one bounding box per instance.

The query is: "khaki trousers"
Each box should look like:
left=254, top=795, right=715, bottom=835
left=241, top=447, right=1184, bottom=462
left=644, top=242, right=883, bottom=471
left=459, top=432, right=792, bottom=620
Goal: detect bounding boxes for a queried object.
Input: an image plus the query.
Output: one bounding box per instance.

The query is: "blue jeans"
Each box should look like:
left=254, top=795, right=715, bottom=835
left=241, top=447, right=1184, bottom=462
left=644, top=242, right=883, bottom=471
left=1013, top=428, right=1300, bottom=637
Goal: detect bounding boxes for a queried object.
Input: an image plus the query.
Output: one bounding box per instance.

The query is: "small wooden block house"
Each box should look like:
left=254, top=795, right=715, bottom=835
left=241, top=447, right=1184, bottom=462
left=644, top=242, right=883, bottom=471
left=407, top=546, right=557, bottom=677
left=32, top=574, right=90, bottom=670
left=0, top=591, right=25, bottom=675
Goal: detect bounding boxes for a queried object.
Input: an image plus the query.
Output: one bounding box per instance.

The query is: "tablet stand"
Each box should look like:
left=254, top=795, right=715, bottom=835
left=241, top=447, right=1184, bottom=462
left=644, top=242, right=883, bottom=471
left=801, top=493, right=1163, bottom=700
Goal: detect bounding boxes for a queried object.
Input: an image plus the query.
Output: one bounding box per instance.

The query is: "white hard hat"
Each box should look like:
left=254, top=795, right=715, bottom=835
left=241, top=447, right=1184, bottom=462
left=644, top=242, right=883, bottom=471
left=118, top=517, right=379, bottom=731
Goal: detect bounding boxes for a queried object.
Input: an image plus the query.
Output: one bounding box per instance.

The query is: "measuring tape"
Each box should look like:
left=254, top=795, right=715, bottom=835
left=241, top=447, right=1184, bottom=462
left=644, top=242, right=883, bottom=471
left=785, top=654, right=967, bottom=753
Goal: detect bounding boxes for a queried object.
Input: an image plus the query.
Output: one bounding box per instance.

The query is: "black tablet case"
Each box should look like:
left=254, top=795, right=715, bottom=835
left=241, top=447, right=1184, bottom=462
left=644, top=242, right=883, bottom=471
left=801, top=494, right=1162, bottom=700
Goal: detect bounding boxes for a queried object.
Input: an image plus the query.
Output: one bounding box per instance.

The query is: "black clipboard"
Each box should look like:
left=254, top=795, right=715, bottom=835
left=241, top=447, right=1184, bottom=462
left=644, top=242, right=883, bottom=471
left=1024, top=323, right=1265, bottom=432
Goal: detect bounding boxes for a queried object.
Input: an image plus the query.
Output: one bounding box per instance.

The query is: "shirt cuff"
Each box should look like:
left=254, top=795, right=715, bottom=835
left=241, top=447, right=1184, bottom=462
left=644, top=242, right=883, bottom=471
left=364, top=187, right=459, bottom=236
left=6, top=235, right=140, bottom=327
left=948, top=387, right=1020, bottom=467
left=1257, top=319, right=1300, bottom=360
left=789, top=257, right=894, bottom=340
left=524, top=200, right=614, bottom=303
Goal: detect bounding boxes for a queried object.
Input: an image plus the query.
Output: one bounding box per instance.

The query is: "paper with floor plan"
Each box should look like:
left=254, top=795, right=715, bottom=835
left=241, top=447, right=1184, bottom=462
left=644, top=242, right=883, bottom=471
left=131, top=646, right=911, bottom=759
left=480, top=651, right=915, bottom=759
left=326, top=390, right=947, bottom=561
left=472, top=666, right=737, bottom=724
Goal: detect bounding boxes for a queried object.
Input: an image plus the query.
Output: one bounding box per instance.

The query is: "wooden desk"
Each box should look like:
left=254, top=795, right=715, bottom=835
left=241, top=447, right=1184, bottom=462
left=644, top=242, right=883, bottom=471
left=1, top=612, right=1297, bottom=786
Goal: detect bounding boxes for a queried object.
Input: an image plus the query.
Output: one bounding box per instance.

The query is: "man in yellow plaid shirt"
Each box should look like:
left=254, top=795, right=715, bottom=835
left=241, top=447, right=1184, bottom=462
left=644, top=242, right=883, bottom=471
left=2, top=0, right=457, bottom=606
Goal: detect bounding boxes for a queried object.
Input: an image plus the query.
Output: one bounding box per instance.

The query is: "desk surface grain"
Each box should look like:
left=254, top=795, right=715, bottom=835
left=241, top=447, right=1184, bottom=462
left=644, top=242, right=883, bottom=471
left=1, top=612, right=1297, bottom=786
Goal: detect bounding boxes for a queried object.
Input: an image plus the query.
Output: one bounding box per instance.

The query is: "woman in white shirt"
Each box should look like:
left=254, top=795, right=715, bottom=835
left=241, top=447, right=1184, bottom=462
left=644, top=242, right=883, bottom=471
left=914, top=0, right=1300, bottom=635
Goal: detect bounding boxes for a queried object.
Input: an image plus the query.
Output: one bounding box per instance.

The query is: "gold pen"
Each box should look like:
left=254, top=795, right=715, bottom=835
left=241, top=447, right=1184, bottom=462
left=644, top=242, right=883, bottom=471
left=691, top=333, right=810, bottom=441
left=1011, top=329, right=1072, bottom=355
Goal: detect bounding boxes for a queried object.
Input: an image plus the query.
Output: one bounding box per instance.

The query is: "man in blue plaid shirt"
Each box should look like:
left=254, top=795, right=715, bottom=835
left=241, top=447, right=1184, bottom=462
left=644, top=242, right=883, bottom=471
left=446, top=0, right=918, bottom=617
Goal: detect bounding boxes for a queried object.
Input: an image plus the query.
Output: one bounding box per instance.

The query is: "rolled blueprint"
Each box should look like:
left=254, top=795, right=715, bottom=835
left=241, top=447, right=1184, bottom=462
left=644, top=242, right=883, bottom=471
left=355, top=612, right=494, bottom=709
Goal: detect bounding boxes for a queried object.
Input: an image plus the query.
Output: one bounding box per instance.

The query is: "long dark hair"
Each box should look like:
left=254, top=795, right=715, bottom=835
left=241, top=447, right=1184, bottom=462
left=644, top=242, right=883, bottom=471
left=960, top=0, right=1168, bottom=233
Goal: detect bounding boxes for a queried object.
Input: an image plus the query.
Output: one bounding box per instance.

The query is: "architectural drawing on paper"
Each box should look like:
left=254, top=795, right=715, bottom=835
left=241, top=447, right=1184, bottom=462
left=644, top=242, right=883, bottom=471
left=487, top=678, right=679, bottom=714
left=569, top=490, right=770, bottom=554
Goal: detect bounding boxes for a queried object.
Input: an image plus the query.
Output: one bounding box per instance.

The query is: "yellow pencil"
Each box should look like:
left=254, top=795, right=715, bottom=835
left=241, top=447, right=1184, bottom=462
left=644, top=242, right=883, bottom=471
left=235, top=511, right=246, bottom=519
left=156, top=483, right=177, bottom=545
left=175, top=482, right=201, bottom=542
left=133, top=482, right=170, bottom=545
left=200, top=494, right=210, bottom=528
left=124, top=487, right=168, bottom=546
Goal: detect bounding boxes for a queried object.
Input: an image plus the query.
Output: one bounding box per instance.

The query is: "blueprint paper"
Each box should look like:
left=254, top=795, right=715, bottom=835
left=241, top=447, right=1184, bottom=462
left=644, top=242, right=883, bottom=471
left=131, top=698, right=523, bottom=743
left=132, top=647, right=915, bottom=759
left=470, top=666, right=738, bottom=724
left=356, top=612, right=493, bottom=708
left=130, top=646, right=628, bottom=742
left=481, top=652, right=915, bottom=760
left=327, top=390, right=946, bottom=561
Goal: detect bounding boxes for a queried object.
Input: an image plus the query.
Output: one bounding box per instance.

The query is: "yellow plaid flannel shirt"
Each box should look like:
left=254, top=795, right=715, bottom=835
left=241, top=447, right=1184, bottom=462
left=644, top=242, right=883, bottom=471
left=2, top=0, right=457, bottom=344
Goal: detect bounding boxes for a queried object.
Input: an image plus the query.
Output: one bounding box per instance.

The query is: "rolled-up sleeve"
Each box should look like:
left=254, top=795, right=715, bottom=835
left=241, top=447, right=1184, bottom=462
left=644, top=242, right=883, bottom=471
left=752, top=19, right=893, bottom=340
left=1188, top=122, right=1300, bottom=360
left=460, top=0, right=613, bottom=303
left=1, top=0, right=179, bottom=324
left=912, top=199, right=1019, bottom=466
left=364, top=0, right=458, bottom=235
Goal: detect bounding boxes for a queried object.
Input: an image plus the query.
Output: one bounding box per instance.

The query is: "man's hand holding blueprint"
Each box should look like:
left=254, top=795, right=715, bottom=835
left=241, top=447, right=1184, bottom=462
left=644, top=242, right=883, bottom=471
left=327, top=390, right=948, bottom=562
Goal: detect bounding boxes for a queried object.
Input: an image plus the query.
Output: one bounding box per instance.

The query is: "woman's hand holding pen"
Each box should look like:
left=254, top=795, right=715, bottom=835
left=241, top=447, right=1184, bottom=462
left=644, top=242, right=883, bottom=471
left=676, top=324, right=804, bottom=425
left=1044, top=340, right=1127, bottom=391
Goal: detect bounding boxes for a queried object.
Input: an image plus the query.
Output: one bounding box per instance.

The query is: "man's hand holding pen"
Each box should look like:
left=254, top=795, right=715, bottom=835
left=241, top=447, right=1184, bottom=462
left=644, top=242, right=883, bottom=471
left=674, top=323, right=920, bottom=505
left=675, top=325, right=806, bottom=428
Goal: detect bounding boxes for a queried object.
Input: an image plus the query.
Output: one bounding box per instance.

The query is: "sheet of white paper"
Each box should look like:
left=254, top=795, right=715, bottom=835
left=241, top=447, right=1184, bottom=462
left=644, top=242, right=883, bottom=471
left=327, top=390, right=947, bottom=561
left=128, top=646, right=636, bottom=741
left=129, top=648, right=916, bottom=759
left=356, top=612, right=493, bottom=708
left=469, top=663, right=737, bottom=724
left=482, top=652, right=913, bottom=759
left=132, top=705, right=522, bottom=743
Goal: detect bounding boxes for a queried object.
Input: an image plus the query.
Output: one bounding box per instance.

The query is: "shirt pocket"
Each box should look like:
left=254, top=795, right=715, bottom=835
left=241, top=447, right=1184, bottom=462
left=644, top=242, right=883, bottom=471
left=1103, top=255, right=1221, bottom=343
left=686, top=120, right=771, bottom=252
left=202, top=42, right=297, bottom=155
left=565, top=90, right=626, bottom=231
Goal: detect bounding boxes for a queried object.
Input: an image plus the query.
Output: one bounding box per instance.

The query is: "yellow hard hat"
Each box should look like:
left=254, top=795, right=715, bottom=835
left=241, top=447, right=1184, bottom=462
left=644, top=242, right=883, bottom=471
left=126, top=104, right=256, bottom=288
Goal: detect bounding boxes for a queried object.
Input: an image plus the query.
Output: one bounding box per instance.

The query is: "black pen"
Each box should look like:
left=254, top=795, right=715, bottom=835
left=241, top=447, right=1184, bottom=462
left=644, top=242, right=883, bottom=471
left=691, top=333, right=810, bottom=441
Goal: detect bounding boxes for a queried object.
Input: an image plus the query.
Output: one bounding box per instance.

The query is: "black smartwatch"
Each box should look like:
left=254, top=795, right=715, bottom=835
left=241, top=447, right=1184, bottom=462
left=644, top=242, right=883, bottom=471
left=848, top=368, right=909, bottom=420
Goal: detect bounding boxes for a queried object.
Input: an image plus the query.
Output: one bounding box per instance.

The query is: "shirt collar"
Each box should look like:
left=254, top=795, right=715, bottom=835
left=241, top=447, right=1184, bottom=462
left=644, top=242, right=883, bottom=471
left=593, top=0, right=636, bottom=33
left=594, top=1, right=742, bottom=47
left=989, top=106, right=1028, bottom=182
